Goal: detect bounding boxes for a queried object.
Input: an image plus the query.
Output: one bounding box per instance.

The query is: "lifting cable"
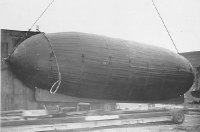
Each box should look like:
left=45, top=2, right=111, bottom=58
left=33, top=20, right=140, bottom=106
left=2, top=0, right=55, bottom=63
left=28, top=0, right=55, bottom=31
left=41, top=32, right=62, bottom=94
left=151, top=0, right=179, bottom=54
left=27, top=0, right=60, bottom=94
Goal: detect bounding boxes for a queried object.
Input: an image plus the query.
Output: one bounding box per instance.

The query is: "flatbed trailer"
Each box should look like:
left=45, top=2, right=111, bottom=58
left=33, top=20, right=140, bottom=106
left=1, top=107, right=185, bottom=132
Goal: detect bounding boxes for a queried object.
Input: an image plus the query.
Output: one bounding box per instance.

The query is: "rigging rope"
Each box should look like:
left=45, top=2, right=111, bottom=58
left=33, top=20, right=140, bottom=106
left=27, top=0, right=59, bottom=94
left=28, top=0, right=55, bottom=31
left=2, top=33, right=31, bottom=63
left=151, top=0, right=179, bottom=53
left=41, top=32, right=62, bottom=94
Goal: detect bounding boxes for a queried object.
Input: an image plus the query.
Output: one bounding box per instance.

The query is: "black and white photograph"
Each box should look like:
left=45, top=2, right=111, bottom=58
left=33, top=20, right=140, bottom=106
left=0, top=0, right=200, bottom=131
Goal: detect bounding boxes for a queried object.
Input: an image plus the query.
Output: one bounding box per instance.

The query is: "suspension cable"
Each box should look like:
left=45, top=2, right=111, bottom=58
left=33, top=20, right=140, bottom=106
left=41, top=32, right=61, bottom=94
left=1, top=0, right=54, bottom=63
left=29, top=0, right=55, bottom=31
left=151, top=0, right=179, bottom=53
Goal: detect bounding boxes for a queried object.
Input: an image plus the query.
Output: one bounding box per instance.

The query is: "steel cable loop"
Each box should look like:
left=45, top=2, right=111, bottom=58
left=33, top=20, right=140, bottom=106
left=41, top=32, right=61, bottom=94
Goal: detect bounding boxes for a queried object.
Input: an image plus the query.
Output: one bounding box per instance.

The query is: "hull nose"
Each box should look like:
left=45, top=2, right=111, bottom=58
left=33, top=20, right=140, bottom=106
left=9, top=34, right=52, bottom=89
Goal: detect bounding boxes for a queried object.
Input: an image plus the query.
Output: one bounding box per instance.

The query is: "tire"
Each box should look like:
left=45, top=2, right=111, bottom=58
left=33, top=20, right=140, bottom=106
left=172, top=110, right=185, bottom=124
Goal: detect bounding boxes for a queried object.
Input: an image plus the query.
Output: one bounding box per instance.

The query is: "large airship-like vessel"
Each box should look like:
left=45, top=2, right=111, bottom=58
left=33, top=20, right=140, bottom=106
left=7, top=32, right=194, bottom=102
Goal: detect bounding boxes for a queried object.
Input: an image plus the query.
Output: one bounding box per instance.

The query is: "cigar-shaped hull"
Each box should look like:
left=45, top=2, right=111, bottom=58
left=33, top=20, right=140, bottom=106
left=9, top=32, right=194, bottom=102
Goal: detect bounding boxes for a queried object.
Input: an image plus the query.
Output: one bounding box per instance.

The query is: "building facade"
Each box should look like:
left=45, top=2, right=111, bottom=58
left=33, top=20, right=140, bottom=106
left=1, top=29, right=40, bottom=111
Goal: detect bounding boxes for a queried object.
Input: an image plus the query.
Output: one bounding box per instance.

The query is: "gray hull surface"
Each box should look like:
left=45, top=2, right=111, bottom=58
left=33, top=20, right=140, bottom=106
left=9, top=32, right=194, bottom=101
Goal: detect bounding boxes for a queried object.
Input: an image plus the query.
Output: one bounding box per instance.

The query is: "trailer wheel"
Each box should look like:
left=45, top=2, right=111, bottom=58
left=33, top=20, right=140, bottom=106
left=172, top=110, right=185, bottom=124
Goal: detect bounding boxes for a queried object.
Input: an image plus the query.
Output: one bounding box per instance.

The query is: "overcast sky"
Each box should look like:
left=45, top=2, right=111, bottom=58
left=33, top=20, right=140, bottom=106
left=1, top=0, right=200, bottom=53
